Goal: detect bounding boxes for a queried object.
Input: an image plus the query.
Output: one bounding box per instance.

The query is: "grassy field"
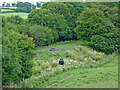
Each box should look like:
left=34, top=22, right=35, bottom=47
left=21, top=40, right=118, bottom=88
left=1, top=13, right=29, bottom=19
left=45, top=56, right=118, bottom=88
left=2, top=9, right=15, bottom=12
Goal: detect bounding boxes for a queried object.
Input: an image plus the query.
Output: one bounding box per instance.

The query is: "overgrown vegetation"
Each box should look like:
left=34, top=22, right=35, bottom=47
left=2, top=2, right=118, bottom=87
left=2, top=28, right=36, bottom=86
left=74, top=8, right=118, bottom=54
left=21, top=40, right=118, bottom=88
left=27, top=2, right=118, bottom=54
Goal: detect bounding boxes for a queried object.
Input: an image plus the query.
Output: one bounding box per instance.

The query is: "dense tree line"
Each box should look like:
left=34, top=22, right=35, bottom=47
left=15, top=2, right=36, bottom=13
left=2, top=2, right=118, bottom=86
left=2, top=1, right=36, bottom=13
left=2, top=16, right=36, bottom=86
left=28, top=2, right=118, bottom=54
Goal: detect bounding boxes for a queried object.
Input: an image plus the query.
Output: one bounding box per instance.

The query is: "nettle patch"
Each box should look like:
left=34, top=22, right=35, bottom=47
left=22, top=45, right=114, bottom=88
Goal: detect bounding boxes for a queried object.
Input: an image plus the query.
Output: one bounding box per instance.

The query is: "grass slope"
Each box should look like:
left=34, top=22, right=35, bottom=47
left=49, top=61, right=118, bottom=88
left=21, top=40, right=118, bottom=88
left=1, top=13, right=28, bottom=19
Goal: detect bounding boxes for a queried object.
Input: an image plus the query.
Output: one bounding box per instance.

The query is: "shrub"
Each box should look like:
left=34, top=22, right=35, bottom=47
left=97, top=5, right=118, bottom=28
left=6, top=16, right=24, bottom=24
left=29, top=25, right=56, bottom=46
left=58, top=27, right=73, bottom=41
left=74, top=8, right=115, bottom=41
left=28, top=9, right=72, bottom=41
left=2, top=28, right=35, bottom=86
left=90, top=32, right=118, bottom=54
left=41, top=2, right=70, bottom=20
left=74, top=8, right=118, bottom=54
left=2, top=16, right=30, bottom=34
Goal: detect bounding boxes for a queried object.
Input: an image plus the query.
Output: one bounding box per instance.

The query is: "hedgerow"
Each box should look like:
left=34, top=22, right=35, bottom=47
left=2, top=28, right=36, bottom=86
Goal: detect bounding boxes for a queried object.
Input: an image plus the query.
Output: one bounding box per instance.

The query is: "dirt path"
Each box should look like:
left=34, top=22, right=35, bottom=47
left=46, top=72, right=78, bottom=88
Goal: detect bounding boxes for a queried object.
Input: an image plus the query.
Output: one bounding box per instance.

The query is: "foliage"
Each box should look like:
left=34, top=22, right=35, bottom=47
left=97, top=2, right=118, bottom=8
left=2, top=28, right=36, bottom=86
left=2, top=28, right=22, bottom=86
left=2, top=16, right=26, bottom=33
left=2, top=2, right=119, bottom=88
left=90, top=32, right=118, bottom=54
left=15, top=1, right=36, bottom=13
left=74, top=8, right=118, bottom=54
left=75, top=8, right=111, bottom=40
left=6, top=3, right=10, bottom=7
left=28, top=9, right=67, bottom=30
left=42, top=2, right=70, bottom=20
left=29, top=25, right=56, bottom=46
left=2, top=2, right=6, bottom=7
left=15, top=7, right=28, bottom=13
left=42, top=2, right=77, bottom=39
left=28, top=9, right=72, bottom=41
left=12, top=3, right=16, bottom=7
left=58, top=27, right=72, bottom=41
left=5, top=15, right=24, bottom=24
left=36, top=2, right=44, bottom=8
left=97, top=5, right=118, bottom=27
left=2, top=16, right=7, bottom=27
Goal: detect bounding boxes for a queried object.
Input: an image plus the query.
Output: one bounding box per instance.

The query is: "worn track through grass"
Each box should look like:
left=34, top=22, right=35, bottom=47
left=47, top=72, right=78, bottom=88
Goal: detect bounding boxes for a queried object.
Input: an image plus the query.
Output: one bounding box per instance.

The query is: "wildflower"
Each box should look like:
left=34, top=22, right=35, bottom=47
left=85, top=58, right=87, bottom=61
left=75, top=66, right=78, bottom=68
left=53, top=60, right=57, bottom=63
left=80, top=62, right=83, bottom=64
left=74, top=61, right=77, bottom=63
left=70, top=60, right=73, bottom=62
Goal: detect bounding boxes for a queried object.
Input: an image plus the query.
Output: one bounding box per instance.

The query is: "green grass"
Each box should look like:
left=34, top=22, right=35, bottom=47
left=49, top=67, right=118, bottom=88
left=21, top=40, right=118, bottom=88
left=1, top=13, right=28, bottom=19
left=2, top=9, right=15, bottom=12
left=22, top=56, right=118, bottom=88
left=49, top=56, right=118, bottom=88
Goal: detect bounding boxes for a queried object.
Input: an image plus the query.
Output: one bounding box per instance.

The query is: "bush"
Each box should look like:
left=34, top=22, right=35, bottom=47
left=2, top=28, right=35, bottom=86
left=90, top=32, right=118, bottom=54
left=74, top=8, right=115, bottom=41
left=58, top=27, right=73, bottom=41
left=97, top=5, right=118, bottom=28
left=74, top=8, right=118, bottom=54
left=28, top=9, right=72, bottom=41
left=2, top=29, right=22, bottom=86
left=41, top=2, right=70, bottom=20
left=29, top=25, right=56, bottom=46
left=28, top=9, right=68, bottom=31
left=6, top=16, right=24, bottom=24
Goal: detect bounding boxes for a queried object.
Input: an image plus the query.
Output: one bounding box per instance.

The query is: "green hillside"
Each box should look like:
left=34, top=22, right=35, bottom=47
left=21, top=40, right=118, bottom=88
